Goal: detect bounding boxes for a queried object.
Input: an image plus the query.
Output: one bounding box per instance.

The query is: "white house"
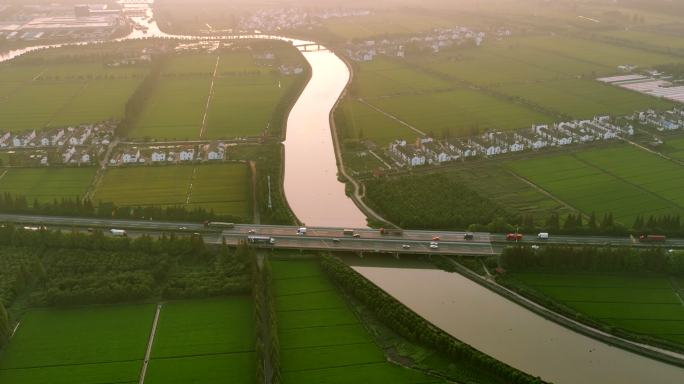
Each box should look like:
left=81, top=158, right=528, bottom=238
left=12, top=130, right=36, bottom=147
left=0, top=132, right=9, bottom=147
left=123, top=149, right=140, bottom=164
left=179, top=149, right=194, bottom=162
left=62, top=147, right=76, bottom=163
left=151, top=151, right=166, bottom=162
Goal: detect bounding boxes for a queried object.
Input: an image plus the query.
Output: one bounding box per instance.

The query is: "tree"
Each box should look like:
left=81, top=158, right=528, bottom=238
left=0, top=301, right=10, bottom=346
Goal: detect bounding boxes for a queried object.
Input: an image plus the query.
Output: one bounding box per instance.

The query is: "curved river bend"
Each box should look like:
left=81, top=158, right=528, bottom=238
left=1, top=1, right=683, bottom=382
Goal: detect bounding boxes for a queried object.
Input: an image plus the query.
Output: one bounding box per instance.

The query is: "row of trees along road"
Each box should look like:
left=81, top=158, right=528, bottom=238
left=0, top=224, right=251, bottom=308
left=0, top=192, right=244, bottom=223
left=500, top=245, right=684, bottom=274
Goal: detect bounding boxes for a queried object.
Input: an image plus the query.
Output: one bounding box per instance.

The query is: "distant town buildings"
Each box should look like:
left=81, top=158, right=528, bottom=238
left=238, top=8, right=371, bottom=34
left=345, top=26, right=509, bottom=62
left=386, top=116, right=634, bottom=168
left=0, top=4, right=124, bottom=41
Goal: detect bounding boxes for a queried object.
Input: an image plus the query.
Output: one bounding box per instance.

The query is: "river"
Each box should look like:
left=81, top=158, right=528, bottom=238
left=352, top=263, right=684, bottom=384
left=2, top=1, right=684, bottom=382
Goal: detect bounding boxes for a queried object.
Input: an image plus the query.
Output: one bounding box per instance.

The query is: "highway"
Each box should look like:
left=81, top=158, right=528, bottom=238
left=0, top=214, right=682, bottom=256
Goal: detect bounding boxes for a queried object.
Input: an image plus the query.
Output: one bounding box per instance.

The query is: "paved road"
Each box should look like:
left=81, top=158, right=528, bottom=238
left=222, top=233, right=495, bottom=256
left=1, top=214, right=682, bottom=256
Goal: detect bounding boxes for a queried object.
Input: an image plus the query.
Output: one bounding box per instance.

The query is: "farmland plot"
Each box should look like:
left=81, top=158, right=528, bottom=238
left=146, top=298, right=255, bottom=384
left=0, top=304, right=154, bottom=384
left=508, top=272, right=684, bottom=346
left=508, top=145, right=684, bottom=224
left=272, top=260, right=442, bottom=384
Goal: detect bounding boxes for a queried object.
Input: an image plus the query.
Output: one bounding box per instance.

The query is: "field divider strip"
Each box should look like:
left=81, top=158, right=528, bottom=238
left=506, top=169, right=588, bottom=219
left=356, top=98, right=427, bottom=136
left=0, top=169, right=8, bottom=181
left=618, top=136, right=684, bottom=167
left=281, top=360, right=388, bottom=373
left=571, top=153, right=684, bottom=212
left=150, top=349, right=256, bottom=361
left=279, top=341, right=372, bottom=352
left=669, top=277, right=684, bottom=307
left=138, top=303, right=162, bottom=384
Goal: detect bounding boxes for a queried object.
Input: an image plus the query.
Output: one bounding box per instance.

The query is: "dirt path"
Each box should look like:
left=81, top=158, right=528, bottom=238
left=356, top=98, right=427, bottom=136
left=10, top=321, right=20, bottom=338
left=0, top=170, right=8, bottom=181
left=138, top=303, right=162, bottom=384
left=670, top=278, right=684, bottom=307
left=185, top=167, right=198, bottom=205
left=619, top=136, right=684, bottom=167
left=368, top=150, right=392, bottom=170
left=199, top=56, right=220, bottom=138
left=250, top=161, right=260, bottom=224
left=85, top=137, right=119, bottom=200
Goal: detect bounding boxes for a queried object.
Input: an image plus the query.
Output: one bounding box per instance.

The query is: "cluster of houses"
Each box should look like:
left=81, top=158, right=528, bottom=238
left=252, top=52, right=305, bottom=75
left=633, top=108, right=684, bottom=132
left=109, top=142, right=230, bottom=166
left=238, top=8, right=371, bottom=33
left=105, top=49, right=152, bottom=67
left=387, top=116, right=633, bottom=167
left=346, top=26, right=510, bottom=62
left=0, top=123, right=115, bottom=166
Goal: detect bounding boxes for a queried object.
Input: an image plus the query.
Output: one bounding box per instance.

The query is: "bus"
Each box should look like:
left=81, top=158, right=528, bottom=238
left=204, top=221, right=235, bottom=229
left=248, top=236, right=276, bottom=245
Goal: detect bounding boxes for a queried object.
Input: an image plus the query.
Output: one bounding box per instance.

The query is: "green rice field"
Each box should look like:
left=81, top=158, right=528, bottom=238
left=345, top=33, right=680, bottom=144
left=0, top=63, right=147, bottom=131
left=132, top=49, right=305, bottom=140
left=0, top=304, right=155, bottom=384
left=507, top=272, right=684, bottom=346
left=0, top=167, right=95, bottom=203
left=271, top=260, right=441, bottom=384
left=93, top=163, right=251, bottom=219
left=146, top=298, right=255, bottom=384
left=508, top=145, right=684, bottom=224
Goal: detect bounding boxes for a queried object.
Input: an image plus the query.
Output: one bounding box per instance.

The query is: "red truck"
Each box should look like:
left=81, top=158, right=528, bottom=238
left=639, top=234, right=667, bottom=243
left=506, top=233, right=524, bottom=241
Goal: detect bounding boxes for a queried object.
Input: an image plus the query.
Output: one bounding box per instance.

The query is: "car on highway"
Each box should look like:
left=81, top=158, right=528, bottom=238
left=537, top=232, right=549, bottom=240
left=432, top=236, right=441, bottom=241
left=506, top=233, right=523, bottom=241
left=179, top=226, right=188, bottom=230
left=429, top=242, right=439, bottom=249
left=353, top=233, right=361, bottom=238
left=464, top=232, right=474, bottom=240
left=248, top=229, right=256, bottom=234
left=402, top=244, right=411, bottom=249
left=332, top=238, right=340, bottom=243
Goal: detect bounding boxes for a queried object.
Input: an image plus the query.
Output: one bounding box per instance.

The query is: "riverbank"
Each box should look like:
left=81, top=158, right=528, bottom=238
left=443, top=258, right=684, bottom=369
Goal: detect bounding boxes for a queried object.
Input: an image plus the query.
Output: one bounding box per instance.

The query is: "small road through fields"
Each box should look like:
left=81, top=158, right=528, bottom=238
left=138, top=303, right=162, bottom=384
left=356, top=98, right=427, bottom=136
left=250, top=161, right=260, bottom=224
left=199, top=56, right=220, bottom=138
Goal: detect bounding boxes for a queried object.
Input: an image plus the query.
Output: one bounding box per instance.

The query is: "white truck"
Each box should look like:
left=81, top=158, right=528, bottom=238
left=537, top=232, right=549, bottom=240
left=297, top=227, right=307, bottom=235
left=110, top=229, right=128, bottom=237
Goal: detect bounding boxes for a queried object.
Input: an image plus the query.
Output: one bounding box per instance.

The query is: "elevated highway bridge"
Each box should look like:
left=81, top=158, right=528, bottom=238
left=0, top=214, right=683, bottom=256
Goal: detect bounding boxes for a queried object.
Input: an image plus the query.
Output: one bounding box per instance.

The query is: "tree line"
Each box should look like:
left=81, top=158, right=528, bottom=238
left=0, top=192, right=245, bottom=223
left=253, top=251, right=281, bottom=384
left=0, top=225, right=251, bottom=307
left=320, top=254, right=546, bottom=384
left=365, top=173, right=509, bottom=229
left=500, top=245, right=684, bottom=274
